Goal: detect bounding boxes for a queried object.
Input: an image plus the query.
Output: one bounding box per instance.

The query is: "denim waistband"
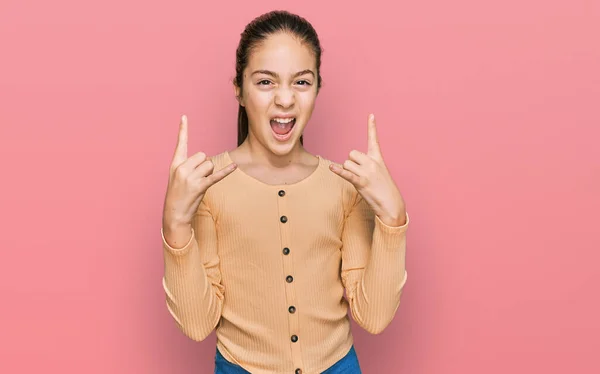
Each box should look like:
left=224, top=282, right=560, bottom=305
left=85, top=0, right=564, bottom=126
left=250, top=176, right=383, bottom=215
left=214, top=345, right=361, bottom=373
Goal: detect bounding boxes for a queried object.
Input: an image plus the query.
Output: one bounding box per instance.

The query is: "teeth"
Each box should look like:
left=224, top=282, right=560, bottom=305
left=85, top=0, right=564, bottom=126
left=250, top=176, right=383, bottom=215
left=272, top=118, right=295, bottom=124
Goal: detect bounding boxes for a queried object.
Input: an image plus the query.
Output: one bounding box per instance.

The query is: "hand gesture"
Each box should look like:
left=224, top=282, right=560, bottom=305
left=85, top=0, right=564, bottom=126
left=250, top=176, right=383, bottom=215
left=162, top=115, right=237, bottom=230
left=329, top=114, right=406, bottom=227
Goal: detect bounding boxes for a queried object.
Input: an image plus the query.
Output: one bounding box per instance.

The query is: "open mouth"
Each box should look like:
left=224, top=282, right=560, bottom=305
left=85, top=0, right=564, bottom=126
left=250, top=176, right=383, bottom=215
left=270, top=117, right=296, bottom=141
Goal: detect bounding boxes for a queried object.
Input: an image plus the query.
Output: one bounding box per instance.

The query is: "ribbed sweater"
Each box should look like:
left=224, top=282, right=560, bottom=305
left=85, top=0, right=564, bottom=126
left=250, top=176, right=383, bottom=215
left=161, top=151, right=409, bottom=374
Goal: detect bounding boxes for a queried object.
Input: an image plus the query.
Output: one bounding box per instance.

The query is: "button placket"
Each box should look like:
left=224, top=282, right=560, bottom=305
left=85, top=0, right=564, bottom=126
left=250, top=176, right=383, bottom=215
left=276, top=188, right=304, bottom=370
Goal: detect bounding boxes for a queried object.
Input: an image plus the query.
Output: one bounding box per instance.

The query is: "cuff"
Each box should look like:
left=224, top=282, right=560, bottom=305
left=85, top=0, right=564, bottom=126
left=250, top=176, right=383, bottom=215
left=399, top=269, right=408, bottom=290
left=372, top=212, right=409, bottom=250
left=161, top=227, right=195, bottom=256
left=375, top=211, right=409, bottom=233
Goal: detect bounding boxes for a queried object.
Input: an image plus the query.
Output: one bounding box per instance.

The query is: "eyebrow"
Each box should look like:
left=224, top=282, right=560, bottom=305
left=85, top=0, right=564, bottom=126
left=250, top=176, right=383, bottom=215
left=251, top=69, right=315, bottom=79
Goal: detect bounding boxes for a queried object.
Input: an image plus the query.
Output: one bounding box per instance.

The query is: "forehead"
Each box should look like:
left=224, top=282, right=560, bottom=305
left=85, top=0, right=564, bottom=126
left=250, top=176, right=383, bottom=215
left=247, top=32, right=316, bottom=74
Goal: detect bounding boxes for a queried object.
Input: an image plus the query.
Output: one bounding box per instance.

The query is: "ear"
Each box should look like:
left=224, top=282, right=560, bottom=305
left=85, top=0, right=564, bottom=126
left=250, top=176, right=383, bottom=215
left=233, top=82, right=244, bottom=107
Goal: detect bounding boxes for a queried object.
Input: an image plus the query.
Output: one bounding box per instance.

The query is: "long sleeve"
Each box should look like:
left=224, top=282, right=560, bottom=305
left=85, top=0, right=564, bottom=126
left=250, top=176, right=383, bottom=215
left=161, top=198, right=225, bottom=341
left=340, top=189, right=409, bottom=334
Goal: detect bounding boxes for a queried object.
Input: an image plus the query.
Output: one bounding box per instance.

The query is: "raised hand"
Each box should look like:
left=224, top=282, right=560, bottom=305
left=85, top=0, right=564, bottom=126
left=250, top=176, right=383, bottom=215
left=329, top=114, right=406, bottom=227
left=162, top=115, right=237, bottom=234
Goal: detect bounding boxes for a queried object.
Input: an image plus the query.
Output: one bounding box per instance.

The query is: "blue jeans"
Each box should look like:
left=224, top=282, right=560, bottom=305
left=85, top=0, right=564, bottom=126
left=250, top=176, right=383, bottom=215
left=214, top=345, right=361, bottom=373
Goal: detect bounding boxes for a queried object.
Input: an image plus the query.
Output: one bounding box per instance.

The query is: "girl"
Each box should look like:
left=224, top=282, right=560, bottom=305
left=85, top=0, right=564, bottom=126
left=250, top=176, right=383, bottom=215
left=161, top=10, right=409, bottom=374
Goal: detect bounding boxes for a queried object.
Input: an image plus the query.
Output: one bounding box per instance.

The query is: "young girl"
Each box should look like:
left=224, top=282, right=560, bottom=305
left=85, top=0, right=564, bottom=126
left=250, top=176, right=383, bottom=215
left=161, top=10, right=409, bottom=374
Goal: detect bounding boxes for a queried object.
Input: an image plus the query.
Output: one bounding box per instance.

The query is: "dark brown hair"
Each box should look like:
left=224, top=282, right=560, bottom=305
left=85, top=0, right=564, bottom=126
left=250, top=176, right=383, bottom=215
left=234, top=10, right=324, bottom=146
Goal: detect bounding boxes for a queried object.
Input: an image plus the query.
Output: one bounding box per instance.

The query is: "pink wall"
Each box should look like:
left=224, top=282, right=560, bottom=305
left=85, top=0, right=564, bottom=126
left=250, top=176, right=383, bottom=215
left=1, top=0, right=598, bottom=372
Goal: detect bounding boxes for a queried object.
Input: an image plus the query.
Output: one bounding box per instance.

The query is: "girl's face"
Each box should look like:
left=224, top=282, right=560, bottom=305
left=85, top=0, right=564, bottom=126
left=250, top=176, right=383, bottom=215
left=236, top=32, right=318, bottom=156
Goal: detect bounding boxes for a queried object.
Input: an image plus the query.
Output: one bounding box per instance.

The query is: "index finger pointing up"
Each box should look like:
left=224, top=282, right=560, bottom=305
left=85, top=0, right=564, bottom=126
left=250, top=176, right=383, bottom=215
left=173, top=114, right=188, bottom=163
left=367, top=113, right=381, bottom=157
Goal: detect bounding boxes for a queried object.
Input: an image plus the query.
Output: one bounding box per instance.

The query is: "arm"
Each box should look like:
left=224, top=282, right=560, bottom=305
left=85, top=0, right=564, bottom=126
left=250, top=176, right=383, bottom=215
left=161, top=199, right=224, bottom=341
left=340, top=190, right=409, bottom=334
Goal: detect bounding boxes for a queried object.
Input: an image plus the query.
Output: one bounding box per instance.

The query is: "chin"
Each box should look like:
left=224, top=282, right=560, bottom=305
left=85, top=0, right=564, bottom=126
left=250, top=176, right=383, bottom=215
left=265, top=137, right=297, bottom=156
left=271, top=145, right=297, bottom=157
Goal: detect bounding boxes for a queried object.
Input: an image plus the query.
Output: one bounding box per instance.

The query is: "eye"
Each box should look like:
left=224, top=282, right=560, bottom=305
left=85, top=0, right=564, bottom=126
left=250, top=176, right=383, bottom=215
left=296, top=80, right=311, bottom=86
left=258, top=79, right=272, bottom=85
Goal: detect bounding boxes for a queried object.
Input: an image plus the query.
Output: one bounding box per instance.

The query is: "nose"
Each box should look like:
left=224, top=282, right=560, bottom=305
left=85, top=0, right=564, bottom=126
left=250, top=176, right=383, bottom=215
left=274, top=86, right=295, bottom=108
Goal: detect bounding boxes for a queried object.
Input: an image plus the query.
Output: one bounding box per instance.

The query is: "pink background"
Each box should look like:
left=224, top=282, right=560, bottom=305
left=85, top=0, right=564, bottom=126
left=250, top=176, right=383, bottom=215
left=1, top=0, right=599, bottom=372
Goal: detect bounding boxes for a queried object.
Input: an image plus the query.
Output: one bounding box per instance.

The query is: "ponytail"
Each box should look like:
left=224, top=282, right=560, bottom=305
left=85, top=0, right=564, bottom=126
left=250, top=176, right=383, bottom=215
left=237, top=105, right=248, bottom=146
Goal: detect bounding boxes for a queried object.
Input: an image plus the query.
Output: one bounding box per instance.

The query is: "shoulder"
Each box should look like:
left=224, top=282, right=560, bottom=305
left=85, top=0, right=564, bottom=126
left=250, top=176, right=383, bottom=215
left=200, top=150, right=237, bottom=204
left=207, top=150, right=231, bottom=169
left=315, top=155, right=361, bottom=208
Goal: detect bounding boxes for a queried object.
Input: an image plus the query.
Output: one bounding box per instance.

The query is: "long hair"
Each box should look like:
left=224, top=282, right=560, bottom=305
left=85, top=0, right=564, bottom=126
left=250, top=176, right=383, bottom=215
left=234, top=10, right=323, bottom=146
